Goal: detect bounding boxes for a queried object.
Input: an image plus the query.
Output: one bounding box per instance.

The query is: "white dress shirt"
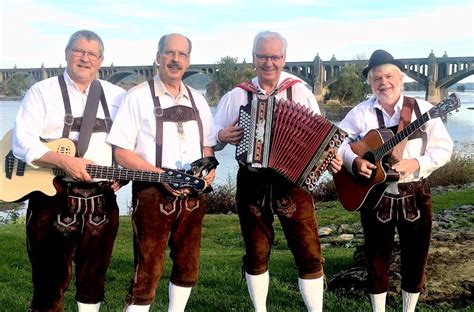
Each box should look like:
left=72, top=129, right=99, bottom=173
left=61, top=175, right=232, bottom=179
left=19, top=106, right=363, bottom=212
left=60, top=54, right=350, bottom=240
left=107, top=75, right=216, bottom=170
left=338, top=95, right=453, bottom=185
left=213, top=71, right=320, bottom=140
left=13, top=70, right=126, bottom=167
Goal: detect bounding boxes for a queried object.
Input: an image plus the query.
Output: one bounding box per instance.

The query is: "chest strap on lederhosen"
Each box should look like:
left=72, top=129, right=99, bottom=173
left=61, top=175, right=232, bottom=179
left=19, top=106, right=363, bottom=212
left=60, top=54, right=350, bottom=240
left=374, top=96, right=427, bottom=159
left=58, top=75, right=112, bottom=139
left=147, top=79, right=204, bottom=167
left=236, top=77, right=301, bottom=105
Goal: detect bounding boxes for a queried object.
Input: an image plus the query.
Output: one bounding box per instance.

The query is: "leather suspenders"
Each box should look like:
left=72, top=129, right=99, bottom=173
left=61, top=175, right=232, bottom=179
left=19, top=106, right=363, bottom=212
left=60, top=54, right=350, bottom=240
left=375, top=96, right=428, bottom=159
left=58, top=75, right=113, bottom=157
left=147, top=79, right=204, bottom=167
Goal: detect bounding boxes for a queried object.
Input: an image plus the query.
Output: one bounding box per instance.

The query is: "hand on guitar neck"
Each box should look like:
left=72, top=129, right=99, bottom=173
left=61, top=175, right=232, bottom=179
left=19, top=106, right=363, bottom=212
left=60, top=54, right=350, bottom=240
left=33, top=150, right=96, bottom=182
left=0, top=130, right=211, bottom=202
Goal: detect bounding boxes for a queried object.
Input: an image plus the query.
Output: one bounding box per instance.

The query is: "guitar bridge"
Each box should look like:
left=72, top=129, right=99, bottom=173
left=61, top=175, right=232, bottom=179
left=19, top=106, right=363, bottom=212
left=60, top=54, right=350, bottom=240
left=4, top=150, right=26, bottom=179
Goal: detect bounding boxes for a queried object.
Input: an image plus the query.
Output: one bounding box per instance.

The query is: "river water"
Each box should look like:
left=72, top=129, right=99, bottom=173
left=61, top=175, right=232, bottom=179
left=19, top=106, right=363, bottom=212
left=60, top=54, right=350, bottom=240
left=1, top=91, right=473, bottom=215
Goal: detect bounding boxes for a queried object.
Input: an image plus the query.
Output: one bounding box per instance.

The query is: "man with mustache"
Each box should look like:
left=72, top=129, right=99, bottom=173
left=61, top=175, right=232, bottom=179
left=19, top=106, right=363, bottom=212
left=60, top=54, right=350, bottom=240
left=337, top=49, right=453, bottom=312
left=12, top=30, right=126, bottom=311
left=214, top=31, right=342, bottom=312
left=107, top=33, right=216, bottom=312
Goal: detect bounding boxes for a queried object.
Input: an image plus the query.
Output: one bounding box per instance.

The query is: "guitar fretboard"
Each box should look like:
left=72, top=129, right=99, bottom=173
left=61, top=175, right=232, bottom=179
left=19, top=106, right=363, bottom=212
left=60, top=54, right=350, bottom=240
left=374, top=112, right=430, bottom=160
left=52, top=165, right=200, bottom=186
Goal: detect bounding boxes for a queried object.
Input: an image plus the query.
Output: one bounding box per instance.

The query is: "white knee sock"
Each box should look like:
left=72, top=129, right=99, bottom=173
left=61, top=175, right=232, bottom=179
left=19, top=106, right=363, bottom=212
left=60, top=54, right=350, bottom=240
left=245, top=271, right=269, bottom=312
left=402, top=290, right=420, bottom=312
left=298, top=276, right=324, bottom=312
left=168, top=282, right=192, bottom=312
left=77, top=302, right=100, bottom=312
left=369, top=292, right=387, bottom=312
left=125, top=304, right=151, bottom=312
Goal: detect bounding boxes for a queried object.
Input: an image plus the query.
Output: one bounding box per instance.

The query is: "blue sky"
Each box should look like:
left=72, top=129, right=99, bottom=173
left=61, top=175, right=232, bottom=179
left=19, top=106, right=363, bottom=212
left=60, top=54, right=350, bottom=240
left=1, top=0, right=473, bottom=71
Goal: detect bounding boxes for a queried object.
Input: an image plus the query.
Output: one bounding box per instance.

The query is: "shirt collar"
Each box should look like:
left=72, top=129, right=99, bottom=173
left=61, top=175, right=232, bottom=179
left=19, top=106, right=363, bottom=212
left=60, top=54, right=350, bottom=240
left=152, top=75, right=189, bottom=99
left=63, top=70, right=93, bottom=95
left=252, top=71, right=291, bottom=95
left=373, top=94, right=404, bottom=116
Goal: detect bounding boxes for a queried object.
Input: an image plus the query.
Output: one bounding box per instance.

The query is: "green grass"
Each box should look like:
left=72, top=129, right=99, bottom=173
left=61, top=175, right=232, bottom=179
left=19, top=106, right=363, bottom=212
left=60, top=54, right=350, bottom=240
left=0, top=189, right=473, bottom=311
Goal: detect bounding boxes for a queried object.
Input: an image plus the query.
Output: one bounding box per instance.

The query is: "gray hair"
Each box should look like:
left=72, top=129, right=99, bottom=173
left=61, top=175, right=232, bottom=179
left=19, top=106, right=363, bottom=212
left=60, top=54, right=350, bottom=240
left=157, top=33, right=192, bottom=55
left=252, top=31, right=287, bottom=56
left=66, top=30, right=104, bottom=57
left=367, top=63, right=404, bottom=83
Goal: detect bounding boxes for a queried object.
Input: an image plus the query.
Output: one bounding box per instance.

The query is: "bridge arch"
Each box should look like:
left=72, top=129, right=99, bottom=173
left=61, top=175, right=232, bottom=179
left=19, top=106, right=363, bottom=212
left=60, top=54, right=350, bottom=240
left=437, top=67, right=474, bottom=89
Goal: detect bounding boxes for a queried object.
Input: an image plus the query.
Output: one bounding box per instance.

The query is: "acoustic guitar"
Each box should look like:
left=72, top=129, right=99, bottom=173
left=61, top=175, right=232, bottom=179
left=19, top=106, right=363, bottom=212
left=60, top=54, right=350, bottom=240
left=0, top=130, right=210, bottom=202
left=333, top=93, right=460, bottom=212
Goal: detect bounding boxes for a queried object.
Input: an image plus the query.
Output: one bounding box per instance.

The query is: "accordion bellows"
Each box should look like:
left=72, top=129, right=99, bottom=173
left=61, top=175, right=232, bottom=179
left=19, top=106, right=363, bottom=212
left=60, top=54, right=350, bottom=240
left=236, top=98, right=346, bottom=191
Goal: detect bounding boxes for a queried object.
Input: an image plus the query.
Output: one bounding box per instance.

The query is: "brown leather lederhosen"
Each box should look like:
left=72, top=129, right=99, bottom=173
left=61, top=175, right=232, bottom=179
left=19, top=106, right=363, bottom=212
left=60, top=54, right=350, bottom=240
left=360, top=96, right=433, bottom=294
left=235, top=79, right=325, bottom=279
left=125, top=80, right=207, bottom=306
left=25, top=76, right=119, bottom=310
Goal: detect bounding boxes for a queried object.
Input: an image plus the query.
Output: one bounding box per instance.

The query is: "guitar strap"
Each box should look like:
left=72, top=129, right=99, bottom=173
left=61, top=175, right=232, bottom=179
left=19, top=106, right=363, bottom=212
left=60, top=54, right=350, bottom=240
left=76, top=80, right=102, bottom=157
left=375, top=96, right=427, bottom=163
left=58, top=75, right=113, bottom=156
left=148, top=79, right=203, bottom=167
left=390, top=97, right=415, bottom=162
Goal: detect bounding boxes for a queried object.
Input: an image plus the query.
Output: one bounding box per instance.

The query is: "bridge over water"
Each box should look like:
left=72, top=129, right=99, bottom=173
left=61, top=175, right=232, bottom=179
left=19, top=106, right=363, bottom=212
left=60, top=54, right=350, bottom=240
left=1, top=51, right=472, bottom=103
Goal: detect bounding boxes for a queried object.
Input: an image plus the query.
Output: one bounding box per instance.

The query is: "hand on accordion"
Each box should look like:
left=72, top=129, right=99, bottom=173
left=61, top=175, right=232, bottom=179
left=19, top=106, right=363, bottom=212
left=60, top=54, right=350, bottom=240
left=329, top=154, right=343, bottom=174
left=218, top=119, right=243, bottom=146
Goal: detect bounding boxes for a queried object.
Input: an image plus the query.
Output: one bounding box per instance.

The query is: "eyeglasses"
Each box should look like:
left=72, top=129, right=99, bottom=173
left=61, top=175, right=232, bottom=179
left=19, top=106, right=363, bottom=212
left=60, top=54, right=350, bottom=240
left=255, top=54, right=284, bottom=63
left=162, top=50, right=189, bottom=60
left=70, top=48, right=101, bottom=61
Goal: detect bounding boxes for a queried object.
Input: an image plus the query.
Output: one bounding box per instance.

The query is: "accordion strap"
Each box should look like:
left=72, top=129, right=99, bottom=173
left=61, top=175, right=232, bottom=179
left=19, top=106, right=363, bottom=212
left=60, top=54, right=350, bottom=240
left=236, top=77, right=301, bottom=99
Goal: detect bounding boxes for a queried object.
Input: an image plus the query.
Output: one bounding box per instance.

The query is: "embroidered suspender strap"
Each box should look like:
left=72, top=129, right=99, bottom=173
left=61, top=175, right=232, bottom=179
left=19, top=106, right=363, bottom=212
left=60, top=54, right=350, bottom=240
left=77, top=80, right=102, bottom=157
left=148, top=79, right=164, bottom=167
left=58, top=75, right=74, bottom=138
left=236, top=80, right=258, bottom=93
left=274, top=77, right=301, bottom=96
left=390, top=96, right=415, bottom=162
left=184, top=85, right=204, bottom=155
left=236, top=77, right=301, bottom=99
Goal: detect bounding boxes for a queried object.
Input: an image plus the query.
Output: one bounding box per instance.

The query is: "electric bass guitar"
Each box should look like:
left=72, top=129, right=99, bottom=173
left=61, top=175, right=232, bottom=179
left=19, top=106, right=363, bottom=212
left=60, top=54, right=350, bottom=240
left=333, top=93, right=460, bottom=212
left=0, top=130, right=214, bottom=202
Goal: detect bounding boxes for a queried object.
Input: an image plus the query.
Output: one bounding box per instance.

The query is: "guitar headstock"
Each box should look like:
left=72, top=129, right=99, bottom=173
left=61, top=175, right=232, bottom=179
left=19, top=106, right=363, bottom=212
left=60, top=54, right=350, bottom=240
left=164, top=169, right=206, bottom=191
left=429, top=93, right=461, bottom=119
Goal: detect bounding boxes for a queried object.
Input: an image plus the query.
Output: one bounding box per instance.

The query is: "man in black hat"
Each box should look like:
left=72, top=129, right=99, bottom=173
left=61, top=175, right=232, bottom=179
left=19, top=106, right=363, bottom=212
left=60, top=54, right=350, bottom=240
left=336, top=49, right=453, bottom=312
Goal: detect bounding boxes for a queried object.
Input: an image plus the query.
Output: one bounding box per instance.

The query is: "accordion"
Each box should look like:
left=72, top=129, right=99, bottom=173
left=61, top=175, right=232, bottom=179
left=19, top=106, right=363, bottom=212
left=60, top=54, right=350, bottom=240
left=236, top=97, right=347, bottom=191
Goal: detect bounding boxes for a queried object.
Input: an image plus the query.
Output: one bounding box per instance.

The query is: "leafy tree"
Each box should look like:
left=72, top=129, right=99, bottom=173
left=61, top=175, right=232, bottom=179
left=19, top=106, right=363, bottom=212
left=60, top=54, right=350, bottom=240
left=404, top=81, right=425, bottom=91
left=327, top=64, right=370, bottom=105
left=211, top=56, right=254, bottom=97
left=4, top=74, right=36, bottom=97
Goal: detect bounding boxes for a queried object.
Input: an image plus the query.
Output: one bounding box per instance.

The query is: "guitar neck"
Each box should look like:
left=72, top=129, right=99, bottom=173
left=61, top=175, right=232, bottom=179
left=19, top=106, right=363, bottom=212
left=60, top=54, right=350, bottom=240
left=374, top=111, right=431, bottom=160
left=53, top=165, right=168, bottom=183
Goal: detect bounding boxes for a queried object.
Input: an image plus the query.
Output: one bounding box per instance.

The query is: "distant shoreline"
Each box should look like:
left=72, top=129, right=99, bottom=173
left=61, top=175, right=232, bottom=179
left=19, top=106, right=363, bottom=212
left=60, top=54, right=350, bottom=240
left=0, top=96, right=22, bottom=101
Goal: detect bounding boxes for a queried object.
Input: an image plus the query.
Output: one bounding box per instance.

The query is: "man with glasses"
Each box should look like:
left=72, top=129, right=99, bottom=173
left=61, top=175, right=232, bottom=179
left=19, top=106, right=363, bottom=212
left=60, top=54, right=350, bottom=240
left=107, top=33, right=216, bottom=312
left=12, top=30, right=126, bottom=311
left=214, top=31, right=342, bottom=312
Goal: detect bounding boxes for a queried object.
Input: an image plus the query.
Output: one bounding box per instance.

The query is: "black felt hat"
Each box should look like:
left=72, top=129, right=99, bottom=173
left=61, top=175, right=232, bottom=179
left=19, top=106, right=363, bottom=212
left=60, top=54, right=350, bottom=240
left=362, top=49, right=405, bottom=78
